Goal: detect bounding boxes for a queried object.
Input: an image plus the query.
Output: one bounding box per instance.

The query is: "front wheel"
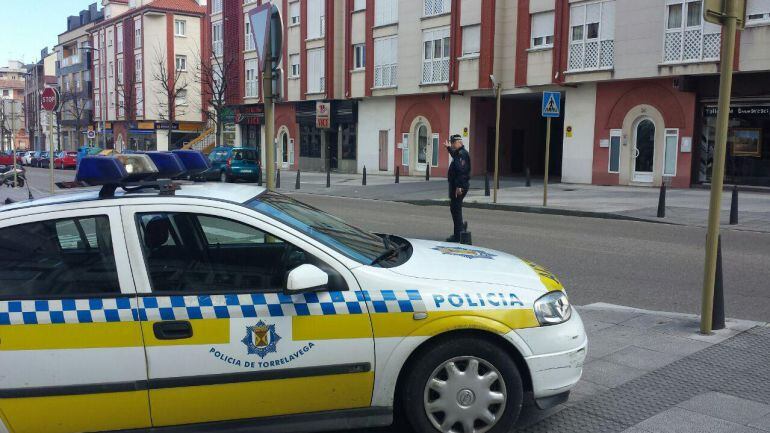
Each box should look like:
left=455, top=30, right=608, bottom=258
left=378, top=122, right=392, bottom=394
left=401, top=337, right=523, bottom=433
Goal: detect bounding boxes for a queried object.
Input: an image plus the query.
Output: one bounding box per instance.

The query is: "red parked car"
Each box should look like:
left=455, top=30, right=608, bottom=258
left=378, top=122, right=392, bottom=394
left=0, top=152, right=15, bottom=166
left=54, top=151, right=78, bottom=169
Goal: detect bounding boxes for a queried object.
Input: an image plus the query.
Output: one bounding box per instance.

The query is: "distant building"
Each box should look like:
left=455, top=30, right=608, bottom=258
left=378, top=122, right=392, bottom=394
left=55, top=2, right=104, bottom=151
left=90, top=0, right=208, bottom=151
left=24, top=48, right=60, bottom=152
left=0, top=61, right=28, bottom=151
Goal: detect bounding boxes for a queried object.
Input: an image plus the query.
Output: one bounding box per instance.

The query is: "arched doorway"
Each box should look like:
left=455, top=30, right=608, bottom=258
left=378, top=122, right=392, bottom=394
left=632, top=118, right=656, bottom=183
left=416, top=123, right=428, bottom=171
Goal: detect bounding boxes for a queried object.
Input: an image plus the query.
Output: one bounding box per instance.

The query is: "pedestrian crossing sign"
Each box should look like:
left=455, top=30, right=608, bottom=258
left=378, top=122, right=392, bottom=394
left=542, top=92, right=561, bottom=118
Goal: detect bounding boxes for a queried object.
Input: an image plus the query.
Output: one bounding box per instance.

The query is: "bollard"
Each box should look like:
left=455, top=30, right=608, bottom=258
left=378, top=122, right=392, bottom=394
left=657, top=182, right=667, bottom=218
left=276, top=169, right=281, bottom=189
left=712, top=234, right=726, bottom=330
left=362, top=166, right=367, bottom=186
left=326, top=167, right=331, bottom=188
left=525, top=167, right=531, bottom=187
left=425, top=165, right=430, bottom=181
left=257, top=167, right=263, bottom=186
left=484, top=173, right=490, bottom=197
left=729, top=185, right=738, bottom=225
left=395, top=166, right=400, bottom=184
left=295, top=169, right=301, bottom=190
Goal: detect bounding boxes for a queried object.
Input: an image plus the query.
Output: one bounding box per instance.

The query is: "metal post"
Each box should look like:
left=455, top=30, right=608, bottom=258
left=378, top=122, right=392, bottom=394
left=657, top=182, right=667, bottom=218
left=729, top=185, right=739, bottom=225
left=395, top=166, right=399, bottom=184
left=49, top=110, right=55, bottom=194
left=543, top=117, right=552, bottom=207
left=484, top=173, right=490, bottom=197
left=493, top=83, right=501, bottom=204
left=712, top=234, right=726, bottom=330
left=701, top=0, right=738, bottom=334
left=11, top=101, right=17, bottom=188
left=326, top=166, right=331, bottom=188
left=362, top=166, right=367, bottom=186
left=263, top=38, right=275, bottom=191
left=425, top=164, right=430, bottom=181
left=525, top=166, right=531, bottom=187
left=295, top=169, right=300, bottom=190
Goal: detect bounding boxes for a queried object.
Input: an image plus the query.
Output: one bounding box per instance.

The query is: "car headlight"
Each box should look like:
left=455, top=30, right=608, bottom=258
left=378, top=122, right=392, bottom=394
left=533, top=291, right=572, bottom=326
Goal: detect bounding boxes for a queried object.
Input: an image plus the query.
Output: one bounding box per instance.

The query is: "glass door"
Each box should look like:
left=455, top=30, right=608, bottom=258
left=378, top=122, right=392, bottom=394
left=633, top=118, right=655, bottom=183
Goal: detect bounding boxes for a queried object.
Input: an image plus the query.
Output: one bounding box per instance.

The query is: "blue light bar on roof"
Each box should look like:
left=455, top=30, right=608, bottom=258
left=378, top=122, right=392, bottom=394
left=172, top=150, right=211, bottom=176
left=76, top=156, right=129, bottom=186
left=145, top=152, right=187, bottom=179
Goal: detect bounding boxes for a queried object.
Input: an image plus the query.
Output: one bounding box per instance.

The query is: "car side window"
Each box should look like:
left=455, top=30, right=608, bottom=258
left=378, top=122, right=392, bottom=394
left=0, top=215, right=121, bottom=298
left=137, top=212, right=318, bottom=294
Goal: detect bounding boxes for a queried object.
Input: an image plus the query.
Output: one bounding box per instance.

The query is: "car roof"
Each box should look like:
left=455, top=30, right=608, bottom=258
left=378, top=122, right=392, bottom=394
left=0, top=182, right=266, bottom=214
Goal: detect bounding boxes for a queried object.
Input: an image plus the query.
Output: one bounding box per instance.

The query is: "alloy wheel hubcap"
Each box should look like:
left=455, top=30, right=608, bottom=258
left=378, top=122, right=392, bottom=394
left=424, top=356, right=507, bottom=433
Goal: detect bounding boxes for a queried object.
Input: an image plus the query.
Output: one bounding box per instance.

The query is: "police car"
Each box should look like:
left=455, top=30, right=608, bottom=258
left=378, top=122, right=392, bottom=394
left=0, top=151, right=586, bottom=433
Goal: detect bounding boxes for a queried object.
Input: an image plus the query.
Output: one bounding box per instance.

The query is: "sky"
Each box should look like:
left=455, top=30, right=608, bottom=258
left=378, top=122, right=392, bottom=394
left=0, top=0, right=98, bottom=67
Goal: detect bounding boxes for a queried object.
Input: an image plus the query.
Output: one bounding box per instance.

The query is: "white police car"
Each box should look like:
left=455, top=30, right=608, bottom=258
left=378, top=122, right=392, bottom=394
left=0, top=151, right=586, bottom=433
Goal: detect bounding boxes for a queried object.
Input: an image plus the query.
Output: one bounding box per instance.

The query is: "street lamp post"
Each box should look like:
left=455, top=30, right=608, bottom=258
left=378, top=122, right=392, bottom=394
left=490, top=75, right=502, bottom=204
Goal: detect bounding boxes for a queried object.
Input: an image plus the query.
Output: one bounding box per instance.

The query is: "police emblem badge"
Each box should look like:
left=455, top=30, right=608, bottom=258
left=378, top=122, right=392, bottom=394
left=241, top=320, right=281, bottom=358
left=432, top=246, right=496, bottom=260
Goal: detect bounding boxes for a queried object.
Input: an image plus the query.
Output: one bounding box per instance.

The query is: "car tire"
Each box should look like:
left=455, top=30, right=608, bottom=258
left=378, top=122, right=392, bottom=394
left=401, top=336, right=523, bottom=433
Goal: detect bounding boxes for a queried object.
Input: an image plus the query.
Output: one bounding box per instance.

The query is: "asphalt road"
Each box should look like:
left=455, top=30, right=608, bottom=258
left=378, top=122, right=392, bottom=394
left=289, top=192, right=770, bottom=322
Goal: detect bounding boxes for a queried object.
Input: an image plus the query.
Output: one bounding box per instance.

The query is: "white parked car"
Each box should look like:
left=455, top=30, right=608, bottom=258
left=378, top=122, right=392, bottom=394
left=0, top=152, right=587, bottom=433
left=20, top=151, right=35, bottom=166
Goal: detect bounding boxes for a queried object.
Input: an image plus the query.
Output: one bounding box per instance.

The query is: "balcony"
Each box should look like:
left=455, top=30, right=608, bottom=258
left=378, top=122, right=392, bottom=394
left=374, top=64, right=398, bottom=88
left=663, top=28, right=720, bottom=64
left=568, top=40, right=614, bottom=71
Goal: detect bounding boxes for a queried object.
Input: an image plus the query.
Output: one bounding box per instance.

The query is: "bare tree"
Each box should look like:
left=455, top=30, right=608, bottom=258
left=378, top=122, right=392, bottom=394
left=60, top=87, right=90, bottom=149
left=193, top=48, right=234, bottom=147
left=152, top=47, right=191, bottom=148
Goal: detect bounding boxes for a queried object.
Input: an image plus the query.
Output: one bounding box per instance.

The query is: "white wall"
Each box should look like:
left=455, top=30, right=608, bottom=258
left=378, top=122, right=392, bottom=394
left=561, top=84, right=596, bottom=184
left=449, top=94, right=471, bottom=150
left=357, top=96, right=396, bottom=174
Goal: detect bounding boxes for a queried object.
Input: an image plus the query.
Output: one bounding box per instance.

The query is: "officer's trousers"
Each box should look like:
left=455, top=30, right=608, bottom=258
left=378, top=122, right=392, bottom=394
left=449, top=184, right=467, bottom=239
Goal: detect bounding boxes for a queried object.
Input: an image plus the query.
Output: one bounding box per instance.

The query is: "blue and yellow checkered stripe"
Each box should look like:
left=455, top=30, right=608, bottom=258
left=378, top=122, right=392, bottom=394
left=0, top=290, right=425, bottom=325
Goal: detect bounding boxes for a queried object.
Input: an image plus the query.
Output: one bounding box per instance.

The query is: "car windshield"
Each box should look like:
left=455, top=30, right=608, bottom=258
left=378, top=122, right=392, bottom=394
left=246, top=192, right=387, bottom=264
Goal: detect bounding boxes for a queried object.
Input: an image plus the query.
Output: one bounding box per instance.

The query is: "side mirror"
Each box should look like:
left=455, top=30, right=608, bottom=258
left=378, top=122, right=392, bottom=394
left=286, top=264, right=329, bottom=293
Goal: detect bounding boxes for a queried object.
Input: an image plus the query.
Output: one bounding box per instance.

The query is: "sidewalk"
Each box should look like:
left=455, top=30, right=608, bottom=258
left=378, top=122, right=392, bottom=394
left=269, top=170, right=770, bottom=233
left=511, top=303, right=770, bottom=433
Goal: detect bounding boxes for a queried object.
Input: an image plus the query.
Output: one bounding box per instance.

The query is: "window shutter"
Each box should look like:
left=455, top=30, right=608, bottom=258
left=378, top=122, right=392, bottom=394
left=748, top=0, right=770, bottom=14
left=462, top=25, right=480, bottom=55
left=570, top=4, right=585, bottom=26
left=532, top=12, right=555, bottom=40
left=600, top=1, right=615, bottom=40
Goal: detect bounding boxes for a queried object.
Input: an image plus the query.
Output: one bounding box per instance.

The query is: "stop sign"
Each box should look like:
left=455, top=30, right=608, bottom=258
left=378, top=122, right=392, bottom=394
left=41, top=87, right=60, bottom=112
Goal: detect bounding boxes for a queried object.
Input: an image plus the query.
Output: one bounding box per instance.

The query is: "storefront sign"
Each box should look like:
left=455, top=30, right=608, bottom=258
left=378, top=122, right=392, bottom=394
left=316, top=102, right=331, bottom=129
left=236, top=105, right=265, bottom=125
left=137, top=122, right=155, bottom=130
left=704, top=105, right=770, bottom=119
left=154, top=122, right=179, bottom=130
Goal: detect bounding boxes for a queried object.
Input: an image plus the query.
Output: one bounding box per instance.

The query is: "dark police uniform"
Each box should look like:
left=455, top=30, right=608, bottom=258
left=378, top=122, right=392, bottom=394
left=447, top=140, right=471, bottom=241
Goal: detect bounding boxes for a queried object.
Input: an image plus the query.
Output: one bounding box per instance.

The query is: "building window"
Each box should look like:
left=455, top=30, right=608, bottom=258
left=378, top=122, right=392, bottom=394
left=212, top=22, right=223, bottom=57
left=245, top=59, right=258, bottom=97
left=118, top=94, right=125, bottom=118
left=175, top=55, right=187, bottom=72
left=289, top=54, right=300, bottom=77
left=307, top=48, right=325, bottom=93
left=664, top=129, right=679, bottom=176
left=462, top=24, right=480, bottom=56
left=354, top=0, right=366, bottom=11
left=212, top=0, right=223, bottom=14
left=177, top=89, right=187, bottom=105
left=431, top=133, right=440, bottom=167
left=245, top=20, right=255, bottom=51
left=608, top=129, right=621, bottom=173
left=175, top=20, right=186, bottom=37
left=289, top=2, right=300, bottom=26
left=353, top=44, right=366, bottom=69
left=664, top=0, right=720, bottom=63
left=108, top=61, right=113, bottom=77
left=568, top=0, right=615, bottom=71
left=531, top=11, right=554, bottom=48
left=107, top=29, right=113, bottom=47
left=424, top=0, right=450, bottom=17
left=307, top=0, right=325, bottom=39
left=117, top=59, right=124, bottom=84
left=747, top=0, right=770, bottom=25
left=116, top=24, right=123, bottom=53
left=375, top=0, right=398, bottom=26
left=300, top=125, right=322, bottom=157
left=135, top=58, right=142, bottom=82
left=422, top=27, right=450, bottom=84
left=135, top=19, right=142, bottom=47
left=135, top=84, right=143, bottom=116
left=374, top=36, right=398, bottom=88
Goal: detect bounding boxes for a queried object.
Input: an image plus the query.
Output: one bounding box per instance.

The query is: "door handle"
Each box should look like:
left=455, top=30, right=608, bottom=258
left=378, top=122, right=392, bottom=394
left=153, top=321, right=193, bottom=340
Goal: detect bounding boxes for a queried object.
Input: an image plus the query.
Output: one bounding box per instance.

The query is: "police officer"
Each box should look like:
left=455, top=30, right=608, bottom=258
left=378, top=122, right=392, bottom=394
left=445, top=134, right=470, bottom=242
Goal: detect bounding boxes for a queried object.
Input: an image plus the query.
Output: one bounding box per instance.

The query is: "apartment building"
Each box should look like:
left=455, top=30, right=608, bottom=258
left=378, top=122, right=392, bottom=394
left=91, top=0, right=207, bottom=151
left=213, top=0, right=769, bottom=186
left=24, top=49, right=60, bottom=152
left=55, top=3, right=104, bottom=151
left=0, top=61, right=29, bottom=151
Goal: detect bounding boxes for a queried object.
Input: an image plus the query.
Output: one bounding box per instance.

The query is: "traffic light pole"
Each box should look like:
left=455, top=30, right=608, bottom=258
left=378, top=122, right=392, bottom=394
left=492, top=82, right=501, bottom=204
left=700, top=0, right=738, bottom=334
left=263, top=41, right=275, bottom=191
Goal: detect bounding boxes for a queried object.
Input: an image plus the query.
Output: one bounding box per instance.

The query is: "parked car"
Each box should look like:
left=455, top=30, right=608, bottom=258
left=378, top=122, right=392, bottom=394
left=54, top=151, right=78, bottom=169
left=14, top=151, right=24, bottom=165
left=28, top=151, right=43, bottom=167
left=204, top=146, right=261, bottom=183
left=37, top=151, right=51, bottom=168
left=0, top=152, right=14, bottom=166
left=21, top=151, right=35, bottom=166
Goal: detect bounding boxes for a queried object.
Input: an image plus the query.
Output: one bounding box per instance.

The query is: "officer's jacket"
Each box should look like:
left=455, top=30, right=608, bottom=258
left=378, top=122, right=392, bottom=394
left=447, top=146, right=471, bottom=190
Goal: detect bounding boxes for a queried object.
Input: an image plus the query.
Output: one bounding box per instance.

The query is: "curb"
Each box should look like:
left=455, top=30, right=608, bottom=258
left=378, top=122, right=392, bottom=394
left=399, top=199, right=675, bottom=225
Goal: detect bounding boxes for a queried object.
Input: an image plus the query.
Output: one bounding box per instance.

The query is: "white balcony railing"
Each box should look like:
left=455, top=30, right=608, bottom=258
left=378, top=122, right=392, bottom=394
left=664, top=28, right=720, bottom=63
left=422, top=58, right=449, bottom=84
left=374, top=64, right=398, bottom=88
left=568, top=39, right=614, bottom=71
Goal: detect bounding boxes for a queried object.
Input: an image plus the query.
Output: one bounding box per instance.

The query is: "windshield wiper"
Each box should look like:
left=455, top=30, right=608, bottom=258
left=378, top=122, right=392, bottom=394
left=371, top=237, right=408, bottom=266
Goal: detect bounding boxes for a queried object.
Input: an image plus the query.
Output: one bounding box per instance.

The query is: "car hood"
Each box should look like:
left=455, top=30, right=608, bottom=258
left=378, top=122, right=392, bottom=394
left=391, top=239, right=563, bottom=294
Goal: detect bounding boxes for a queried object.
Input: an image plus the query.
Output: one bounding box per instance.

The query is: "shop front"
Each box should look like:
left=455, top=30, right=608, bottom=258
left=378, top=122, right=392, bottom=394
left=127, top=121, right=158, bottom=151
left=295, top=100, right=358, bottom=173
left=235, top=104, right=263, bottom=149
